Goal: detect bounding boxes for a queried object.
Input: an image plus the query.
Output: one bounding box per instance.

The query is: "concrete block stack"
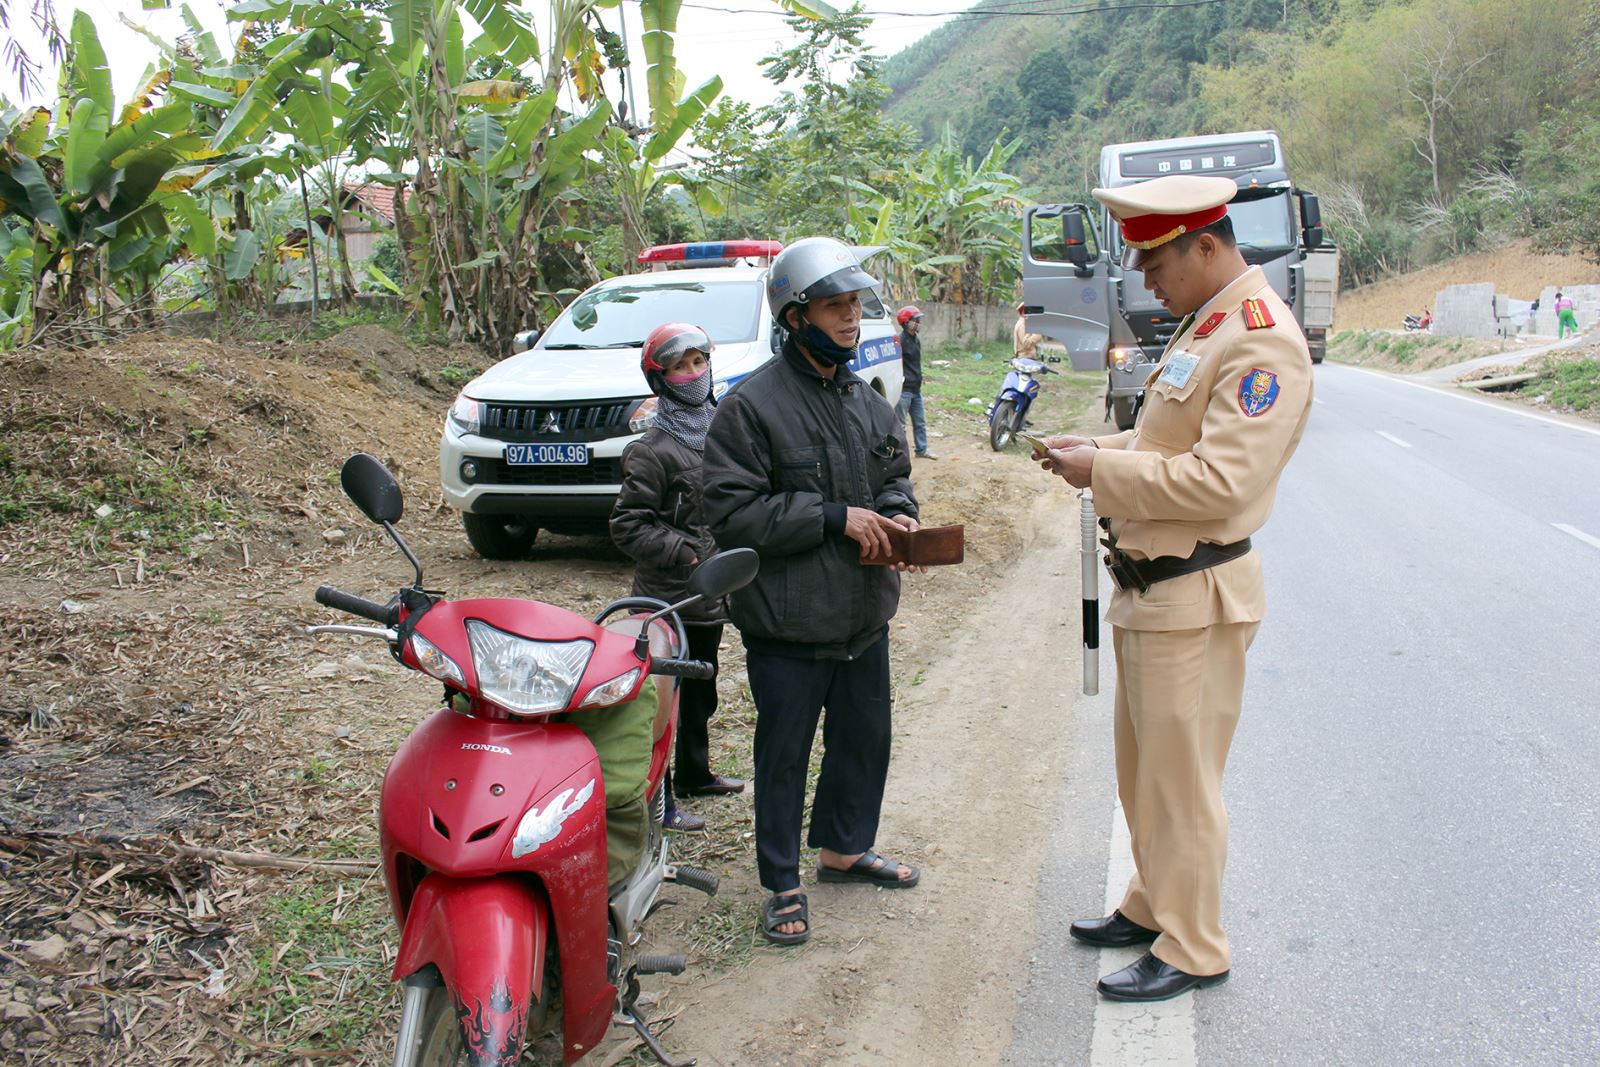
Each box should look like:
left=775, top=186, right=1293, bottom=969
left=1532, top=284, right=1600, bottom=336
left=1432, top=283, right=1499, bottom=339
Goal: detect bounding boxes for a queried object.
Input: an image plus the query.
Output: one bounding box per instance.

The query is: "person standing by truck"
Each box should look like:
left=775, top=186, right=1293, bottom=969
left=610, top=322, right=746, bottom=834
left=896, top=306, right=934, bottom=459
left=1036, top=175, right=1312, bottom=1002
left=1013, top=302, right=1044, bottom=360
left=703, top=237, right=922, bottom=947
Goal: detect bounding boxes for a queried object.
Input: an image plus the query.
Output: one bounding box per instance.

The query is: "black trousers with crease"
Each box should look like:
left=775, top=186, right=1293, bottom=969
left=746, top=635, right=892, bottom=894
left=672, top=622, right=724, bottom=792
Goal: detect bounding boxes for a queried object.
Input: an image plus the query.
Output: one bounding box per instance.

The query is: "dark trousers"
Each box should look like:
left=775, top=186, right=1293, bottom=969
left=673, top=623, right=724, bottom=792
left=747, top=636, right=893, bottom=893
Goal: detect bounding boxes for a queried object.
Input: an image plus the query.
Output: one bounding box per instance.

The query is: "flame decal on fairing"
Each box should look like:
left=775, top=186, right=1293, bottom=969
left=510, top=778, right=595, bottom=858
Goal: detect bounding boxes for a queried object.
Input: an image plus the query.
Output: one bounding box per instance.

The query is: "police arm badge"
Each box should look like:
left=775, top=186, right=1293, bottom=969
left=1237, top=368, right=1280, bottom=417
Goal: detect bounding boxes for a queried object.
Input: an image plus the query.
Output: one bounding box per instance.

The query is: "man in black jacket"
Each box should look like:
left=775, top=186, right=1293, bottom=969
left=704, top=237, right=922, bottom=946
left=895, top=305, right=934, bottom=459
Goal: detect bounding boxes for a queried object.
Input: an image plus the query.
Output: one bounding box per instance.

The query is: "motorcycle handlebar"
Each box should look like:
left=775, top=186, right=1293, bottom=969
left=316, top=585, right=399, bottom=626
left=650, top=657, right=716, bottom=680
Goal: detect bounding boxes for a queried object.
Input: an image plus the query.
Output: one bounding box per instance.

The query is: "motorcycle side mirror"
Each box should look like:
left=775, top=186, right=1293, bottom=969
left=341, top=453, right=404, bottom=525
left=633, top=548, right=760, bottom=659
left=689, top=548, right=760, bottom=600
left=340, top=453, right=425, bottom=589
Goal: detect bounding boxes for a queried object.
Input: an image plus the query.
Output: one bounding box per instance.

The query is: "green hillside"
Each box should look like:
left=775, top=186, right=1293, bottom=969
left=883, top=0, right=1600, bottom=284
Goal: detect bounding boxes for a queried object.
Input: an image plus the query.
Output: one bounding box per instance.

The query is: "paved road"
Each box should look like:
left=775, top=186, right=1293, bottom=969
left=1008, top=363, right=1600, bottom=1065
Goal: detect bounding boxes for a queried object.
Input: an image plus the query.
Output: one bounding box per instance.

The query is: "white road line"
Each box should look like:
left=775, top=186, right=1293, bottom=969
left=1376, top=430, right=1412, bottom=449
left=1338, top=364, right=1600, bottom=439
left=1553, top=523, right=1600, bottom=552
left=1090, top=800, right=1197, bottom=1067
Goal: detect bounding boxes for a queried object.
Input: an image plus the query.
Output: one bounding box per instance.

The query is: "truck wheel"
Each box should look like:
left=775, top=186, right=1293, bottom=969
left=462, top=513, right=539, bottom=559
left=1111, top=395, right=1139, bottom=431
left=990, top=399, right=1018, bottom=451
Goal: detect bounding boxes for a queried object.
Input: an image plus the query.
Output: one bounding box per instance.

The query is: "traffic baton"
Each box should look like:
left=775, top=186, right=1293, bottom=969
left=1080, top=489, right=1099, bottom=696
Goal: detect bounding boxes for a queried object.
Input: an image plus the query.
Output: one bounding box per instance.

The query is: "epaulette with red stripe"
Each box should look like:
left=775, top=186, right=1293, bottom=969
left=1194, top=311, right=1228, bottom=337
left=1242, top=298, right=1275, bottom=330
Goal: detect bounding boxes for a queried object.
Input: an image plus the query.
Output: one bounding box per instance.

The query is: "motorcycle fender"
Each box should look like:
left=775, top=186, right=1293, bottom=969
left=393, top=873, right=546, bottom=1066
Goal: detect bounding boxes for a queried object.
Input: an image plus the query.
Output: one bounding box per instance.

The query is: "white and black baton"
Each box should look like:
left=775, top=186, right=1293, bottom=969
left=1079, top=489, right=1099, bottom=696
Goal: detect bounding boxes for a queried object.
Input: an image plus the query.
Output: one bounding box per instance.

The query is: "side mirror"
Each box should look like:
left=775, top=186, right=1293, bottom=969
left=688, top=548, right=760, bottom=600
left=1303, top=225, right=1324, bottom=251
left=770, top=320, right=783, bottom=355
left=340, top=453, right=404, bottom=525
left=512, top=328, right=541, bottom=353
left=1299, top=191, right=1322, bottom=229
left=1063, top=209, right=1091, bottom=270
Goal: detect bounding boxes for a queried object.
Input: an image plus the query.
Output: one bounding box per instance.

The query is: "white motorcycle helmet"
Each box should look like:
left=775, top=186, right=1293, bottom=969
left=767, top=237, right=880, bottom=329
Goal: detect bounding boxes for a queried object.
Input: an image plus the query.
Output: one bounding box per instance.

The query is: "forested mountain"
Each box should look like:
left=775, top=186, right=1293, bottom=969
left=883, top=0, right=1600, bottom=282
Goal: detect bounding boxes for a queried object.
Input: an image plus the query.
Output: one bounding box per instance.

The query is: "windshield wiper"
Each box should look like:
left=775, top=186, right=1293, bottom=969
left=542, top=342, right=606, bottom=350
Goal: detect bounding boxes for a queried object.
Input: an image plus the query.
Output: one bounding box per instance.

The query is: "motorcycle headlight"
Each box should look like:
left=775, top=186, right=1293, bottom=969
left=410, top=632, right=464, bottom=686
left=449, top=393, right=484, bottom=435
left=578, top=668, right=643, bottom=709
left=628, top=396, right=658, bottom=433
left=465, top=620, right=592, bottom=715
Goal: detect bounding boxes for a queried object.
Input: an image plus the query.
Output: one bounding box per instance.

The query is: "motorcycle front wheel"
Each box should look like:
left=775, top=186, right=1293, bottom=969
left=990, top=399, right=1019, bottom=451
left=410, top=968, right=558, bottom=1066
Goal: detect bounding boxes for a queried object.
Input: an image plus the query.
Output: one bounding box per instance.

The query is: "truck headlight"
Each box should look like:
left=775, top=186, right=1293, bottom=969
left=449, top=393, right=484, bottom=435
left=465, top=621, right=592, bottom=715
left=1109, top=347, right=1139, bottom=372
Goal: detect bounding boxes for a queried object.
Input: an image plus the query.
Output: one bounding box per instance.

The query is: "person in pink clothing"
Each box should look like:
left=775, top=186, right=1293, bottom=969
left=1555, top=291, right=1580, bottom=338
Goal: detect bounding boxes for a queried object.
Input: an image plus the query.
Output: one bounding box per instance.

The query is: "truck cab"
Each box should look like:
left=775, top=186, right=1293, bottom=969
left=1022, top=131, right=1335, bottom=430
left=438, top=241, right=904, bottom=558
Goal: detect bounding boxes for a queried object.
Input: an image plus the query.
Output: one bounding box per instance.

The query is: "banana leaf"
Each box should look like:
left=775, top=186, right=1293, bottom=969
left=69, top=12, right=114, bottom=118
left=225, top=229, right=261, bottom=281
left=643, top=75, right=722, bottom=162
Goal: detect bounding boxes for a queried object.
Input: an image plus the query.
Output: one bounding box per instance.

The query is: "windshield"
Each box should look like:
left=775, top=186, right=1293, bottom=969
left=1228, top=192, right=1295, bottom=251
left=540, top=280, right=764, bottom=349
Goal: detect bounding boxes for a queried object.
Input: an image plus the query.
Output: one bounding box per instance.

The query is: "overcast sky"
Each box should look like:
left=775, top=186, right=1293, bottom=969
left=12, top=0, right=963, bottom=111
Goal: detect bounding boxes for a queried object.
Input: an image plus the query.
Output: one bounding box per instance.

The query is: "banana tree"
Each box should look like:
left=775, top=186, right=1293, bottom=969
left=0, top=13, right=226, bottom=342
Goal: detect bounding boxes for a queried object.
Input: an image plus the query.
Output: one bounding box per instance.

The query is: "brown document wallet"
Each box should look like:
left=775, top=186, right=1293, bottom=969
left=872, top=523, right=965, bottom=567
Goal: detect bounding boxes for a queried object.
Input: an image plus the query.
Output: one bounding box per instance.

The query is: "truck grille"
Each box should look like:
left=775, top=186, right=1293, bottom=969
left=480, top=399, right=641, bottom=443
left=479, top=457, right=624, bottom=487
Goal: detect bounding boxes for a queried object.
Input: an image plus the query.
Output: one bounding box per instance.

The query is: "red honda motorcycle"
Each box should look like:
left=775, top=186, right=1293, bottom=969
left=306, top=454, right=756, bottom=1066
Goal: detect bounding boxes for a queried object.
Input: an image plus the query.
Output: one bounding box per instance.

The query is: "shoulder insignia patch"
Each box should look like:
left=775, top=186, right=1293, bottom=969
left=1194, top=311, right=1228, bottom=337
left=1238, top=368, right=1280, bottom=417
left=1242, top=298, right=1275, bottom=330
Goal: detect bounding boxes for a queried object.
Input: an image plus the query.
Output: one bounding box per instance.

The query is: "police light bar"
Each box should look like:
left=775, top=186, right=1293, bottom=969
left=637, top=240, right=783, bottom=265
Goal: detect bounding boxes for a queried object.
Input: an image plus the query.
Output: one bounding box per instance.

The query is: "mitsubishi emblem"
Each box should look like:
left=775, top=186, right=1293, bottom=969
left=538, top=412, right=561, bottom=435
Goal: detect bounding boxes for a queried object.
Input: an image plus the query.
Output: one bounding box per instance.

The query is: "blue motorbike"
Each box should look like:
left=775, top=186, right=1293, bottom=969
left=987, top=355, right=1060, bottom=451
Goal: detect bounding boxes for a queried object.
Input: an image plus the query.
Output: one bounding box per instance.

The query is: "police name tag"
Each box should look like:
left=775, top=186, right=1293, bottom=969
left=1158, top=352, right=1200, bottom=389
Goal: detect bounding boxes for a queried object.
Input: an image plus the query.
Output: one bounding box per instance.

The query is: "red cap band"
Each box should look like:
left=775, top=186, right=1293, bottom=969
left=1119, top=204, right=1229, bottom=250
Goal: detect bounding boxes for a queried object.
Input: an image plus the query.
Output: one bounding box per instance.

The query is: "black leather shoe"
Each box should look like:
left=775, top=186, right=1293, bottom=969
left=677, top=775, right=745, bottom=798
left=1097, top=952, right=1228, bottom=1002
left=1069, top=910, right=1160, bottom=948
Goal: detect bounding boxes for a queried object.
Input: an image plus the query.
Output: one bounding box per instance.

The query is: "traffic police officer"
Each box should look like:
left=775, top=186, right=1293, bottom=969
left=1038, top=174, right=1313, bottom=1001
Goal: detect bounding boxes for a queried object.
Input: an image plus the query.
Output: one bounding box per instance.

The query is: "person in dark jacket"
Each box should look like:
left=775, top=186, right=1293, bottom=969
left=895, top=305, right=934, bottom=459
left=703, top=237, right=922, bottom=946
left=611, top=322, right=746, bottom=833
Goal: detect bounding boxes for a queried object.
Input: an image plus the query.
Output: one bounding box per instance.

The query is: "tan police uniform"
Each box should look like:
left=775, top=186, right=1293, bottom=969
left=1087, top=177, right=1313, bottom=978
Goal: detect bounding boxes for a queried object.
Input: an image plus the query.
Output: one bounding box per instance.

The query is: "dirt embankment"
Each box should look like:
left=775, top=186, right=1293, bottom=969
left=0, top=326, right=1105, bottom=1064
left=1336, top=240, right=1600, bottom=332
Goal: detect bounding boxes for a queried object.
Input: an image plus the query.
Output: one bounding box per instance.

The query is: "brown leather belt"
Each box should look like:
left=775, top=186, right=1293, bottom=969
left=1100, top=520, right=1252, bottom=595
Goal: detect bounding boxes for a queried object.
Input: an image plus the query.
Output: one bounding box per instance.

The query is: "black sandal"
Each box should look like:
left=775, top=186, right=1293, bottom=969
left=761, top=892, right=810, bottom=946
left=816, top=850, right=920, bottom=889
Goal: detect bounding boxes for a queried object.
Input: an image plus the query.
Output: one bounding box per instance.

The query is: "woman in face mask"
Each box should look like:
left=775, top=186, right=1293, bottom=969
left=610, top=323, right=745, bottom=834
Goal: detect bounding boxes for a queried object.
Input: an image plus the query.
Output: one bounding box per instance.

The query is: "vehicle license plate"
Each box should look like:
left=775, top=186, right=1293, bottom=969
left=505, top=443, right=589, bottom=465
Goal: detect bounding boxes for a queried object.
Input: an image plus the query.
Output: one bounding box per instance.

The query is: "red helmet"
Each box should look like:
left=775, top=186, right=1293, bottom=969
left=641, top=322, right=714, bottom=399
left=641, top=322, right=713, bottom=376
left=896, top=306, right=924, bottom=327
